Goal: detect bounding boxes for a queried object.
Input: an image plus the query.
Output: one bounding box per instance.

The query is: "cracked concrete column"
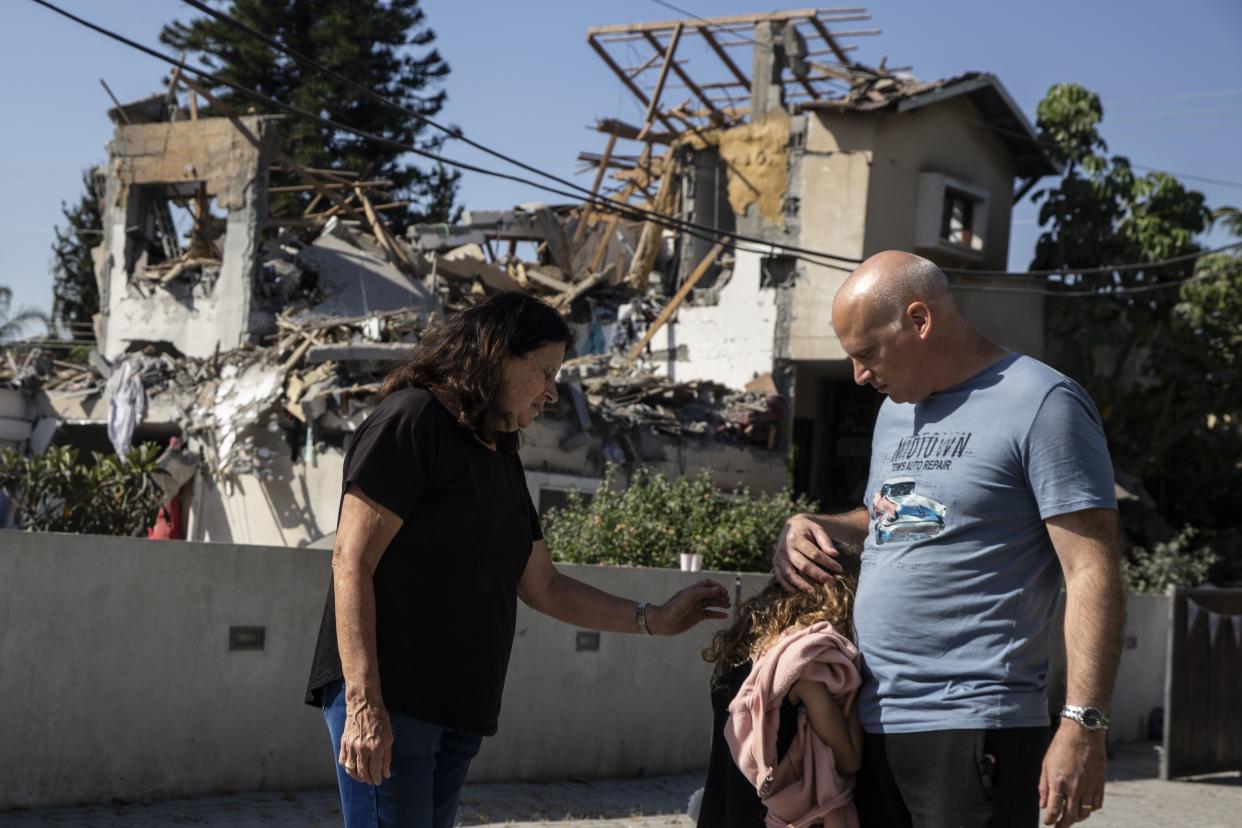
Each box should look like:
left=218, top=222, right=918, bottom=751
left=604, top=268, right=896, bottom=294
left=751, top=21, right=788, bottom=117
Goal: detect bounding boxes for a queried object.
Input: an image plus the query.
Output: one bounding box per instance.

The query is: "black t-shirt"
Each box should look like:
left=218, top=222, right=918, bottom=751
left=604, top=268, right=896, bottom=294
left=697, top=661, right=797, bottom=828
left=304, top=387, right=540, bottom=736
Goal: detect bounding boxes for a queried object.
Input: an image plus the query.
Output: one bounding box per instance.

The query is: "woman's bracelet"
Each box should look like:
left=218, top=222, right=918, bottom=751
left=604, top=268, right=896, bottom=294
left=636, top=601, right=654, bottom=635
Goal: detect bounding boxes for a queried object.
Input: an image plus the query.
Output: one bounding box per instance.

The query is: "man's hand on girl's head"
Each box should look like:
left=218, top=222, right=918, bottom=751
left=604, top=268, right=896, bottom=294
left=774, top=514, right=843, bottom=593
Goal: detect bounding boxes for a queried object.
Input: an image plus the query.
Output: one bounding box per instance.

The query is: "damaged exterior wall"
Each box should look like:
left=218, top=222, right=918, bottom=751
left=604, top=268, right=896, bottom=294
left=685, top=111, right=792, bottom=227
left=97, top=116, right=280, bottom=360
left=786, top=99, right=1046, bottom=362
left=188, top=413, right=789, bottom=549
left=188, top=442, right=344, bottom=547
left=647, top=248, right=780, bottom=389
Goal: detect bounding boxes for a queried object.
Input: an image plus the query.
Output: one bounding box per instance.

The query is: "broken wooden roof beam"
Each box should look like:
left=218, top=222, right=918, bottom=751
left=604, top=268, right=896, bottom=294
left=586, top=9, right=870, bottom=39
left=587, top=34, right=680, bottom=134
left=593, top=118, right=677, bottom=145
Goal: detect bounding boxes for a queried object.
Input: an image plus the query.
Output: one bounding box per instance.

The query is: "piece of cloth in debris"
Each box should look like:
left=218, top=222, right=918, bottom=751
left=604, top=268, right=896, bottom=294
left=611, top=299, right=645, bottom=352
left=104, top=355, right=149, bottom=459
left=147, top=494, right=184, bottom=540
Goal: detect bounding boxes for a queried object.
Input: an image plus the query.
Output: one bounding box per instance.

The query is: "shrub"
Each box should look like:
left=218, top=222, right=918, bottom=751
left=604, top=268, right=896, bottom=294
left=1122, top=526, right=1219, bottom=594
left=0, top=443, right=166, bottom=536
left=543, top=465, right=817, bottom=572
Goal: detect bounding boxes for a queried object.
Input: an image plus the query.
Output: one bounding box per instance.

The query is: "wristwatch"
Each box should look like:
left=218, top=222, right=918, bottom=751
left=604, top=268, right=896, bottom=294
left=1061, top=705, right=1109, bottom=731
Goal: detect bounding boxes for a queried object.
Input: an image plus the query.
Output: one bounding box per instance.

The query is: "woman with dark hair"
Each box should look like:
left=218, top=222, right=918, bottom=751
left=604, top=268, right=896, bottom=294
left=305, top=291, right=730, bottom=828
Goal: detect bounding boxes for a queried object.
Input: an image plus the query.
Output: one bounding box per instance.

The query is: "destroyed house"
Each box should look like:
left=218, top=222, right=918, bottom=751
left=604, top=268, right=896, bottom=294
left=419, top=9, right=1060, bottom=512
left=2, top=7, right=1058, bottom=542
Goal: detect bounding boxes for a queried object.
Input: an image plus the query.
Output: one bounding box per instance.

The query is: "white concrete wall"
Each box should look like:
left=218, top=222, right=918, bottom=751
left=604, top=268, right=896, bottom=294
left=0, top=388, right=33, bottom=450
left=189, top=441, right=345, bottom=548
left=0, top=531, right=770, bottom=810
left=1112, top=593, right=1171, bottom=743
left=1047, top=592, right=1170, bottom=746
left=648, top=248, right=780, bottom=389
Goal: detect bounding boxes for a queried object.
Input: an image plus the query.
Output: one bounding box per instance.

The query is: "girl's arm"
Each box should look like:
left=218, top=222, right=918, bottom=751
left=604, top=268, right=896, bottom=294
left=788, top=678, right=865, bottom=775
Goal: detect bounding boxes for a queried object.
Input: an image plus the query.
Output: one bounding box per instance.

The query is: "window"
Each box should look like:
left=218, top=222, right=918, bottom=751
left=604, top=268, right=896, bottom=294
left=916, top=173, right=989, bottom=259
left=941, top=190, right=974, bottom=247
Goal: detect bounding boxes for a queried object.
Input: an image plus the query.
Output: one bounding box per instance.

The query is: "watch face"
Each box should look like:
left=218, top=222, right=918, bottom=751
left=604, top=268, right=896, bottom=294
left=1083, top=710, right=1105, bottom=728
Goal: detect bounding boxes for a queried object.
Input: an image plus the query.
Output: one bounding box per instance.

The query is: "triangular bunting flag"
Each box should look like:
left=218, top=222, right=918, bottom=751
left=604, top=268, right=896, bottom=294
left=1209, top=611, right=1224, bottom=649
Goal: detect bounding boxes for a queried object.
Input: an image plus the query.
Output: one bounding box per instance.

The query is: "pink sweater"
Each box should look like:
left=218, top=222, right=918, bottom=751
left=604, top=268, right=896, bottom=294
left=723, top=621, right=862, bottom=828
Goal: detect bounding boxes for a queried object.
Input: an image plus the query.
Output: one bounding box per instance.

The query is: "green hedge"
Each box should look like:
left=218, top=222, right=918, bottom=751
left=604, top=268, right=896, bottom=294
left=0, top=443, right=166, bottom=535
left=543, top=465, right=816, bottom=572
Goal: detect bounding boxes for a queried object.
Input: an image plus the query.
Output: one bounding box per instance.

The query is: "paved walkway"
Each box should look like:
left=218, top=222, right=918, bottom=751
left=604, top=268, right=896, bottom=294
left=2, top=744, right=1239, bottom=827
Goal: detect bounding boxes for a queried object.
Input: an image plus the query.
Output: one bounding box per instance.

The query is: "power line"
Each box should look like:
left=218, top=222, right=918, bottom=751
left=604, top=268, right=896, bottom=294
left=1108, top=104, right=1242, bottom=121
left=30, top=0, right=865, bottom=271
left=936, top=109, right=1242, bottom=192
left=26, top=0, right=1241, bottom=290
left=942, top=241, right=1242, bottom=278
left=176, top=0, right=1242, bottom=266
left=174, top=0, right=865, bottom=268
left=648, top=0, right=1242, bottom=195
left=1109, top=87, right=1242, bottom=106
left=951, top=264, right=1237, bottom=298
left=177, top=0, right=606, bottom=208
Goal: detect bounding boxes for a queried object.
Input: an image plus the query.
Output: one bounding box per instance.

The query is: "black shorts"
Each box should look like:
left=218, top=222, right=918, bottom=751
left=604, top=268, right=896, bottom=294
left=855, top=727, right=1050, bottom=828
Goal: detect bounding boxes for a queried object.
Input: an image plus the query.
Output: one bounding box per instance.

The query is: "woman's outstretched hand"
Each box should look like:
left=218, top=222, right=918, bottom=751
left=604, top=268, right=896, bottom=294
left=650, top=579, right=732, bottom=635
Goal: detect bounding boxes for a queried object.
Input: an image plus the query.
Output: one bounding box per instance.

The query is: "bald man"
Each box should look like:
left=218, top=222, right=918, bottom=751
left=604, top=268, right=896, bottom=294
left=774, top=252, right=1124, bottom=828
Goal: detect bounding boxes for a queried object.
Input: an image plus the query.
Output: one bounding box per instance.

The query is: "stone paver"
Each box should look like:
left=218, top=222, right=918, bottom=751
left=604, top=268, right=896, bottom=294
left=1070, top=742, right=1242, bottom=828
left=2, top=745, right=1240, bottom=827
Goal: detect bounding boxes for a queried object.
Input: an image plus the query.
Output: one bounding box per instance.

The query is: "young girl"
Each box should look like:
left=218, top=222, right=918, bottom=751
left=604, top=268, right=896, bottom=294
left=696, top=558, right=863, bottom=828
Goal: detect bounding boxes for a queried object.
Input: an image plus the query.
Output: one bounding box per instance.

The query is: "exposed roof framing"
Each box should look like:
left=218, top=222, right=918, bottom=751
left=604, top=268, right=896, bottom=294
left=587, top=7, right=879, bottom=133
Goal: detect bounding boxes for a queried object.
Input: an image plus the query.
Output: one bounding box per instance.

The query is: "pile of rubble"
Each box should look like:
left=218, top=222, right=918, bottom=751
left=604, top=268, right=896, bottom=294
left=13, top=8, right=901, bottom=481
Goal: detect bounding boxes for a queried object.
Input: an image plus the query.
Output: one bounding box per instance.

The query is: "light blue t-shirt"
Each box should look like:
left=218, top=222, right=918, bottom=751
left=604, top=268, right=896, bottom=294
left=853, top=353, right=1116, bottom=733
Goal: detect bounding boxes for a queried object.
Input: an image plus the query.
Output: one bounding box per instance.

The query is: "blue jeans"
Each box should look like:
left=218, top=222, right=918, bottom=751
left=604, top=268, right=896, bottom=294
left=322, top=679, right=483, bottom=828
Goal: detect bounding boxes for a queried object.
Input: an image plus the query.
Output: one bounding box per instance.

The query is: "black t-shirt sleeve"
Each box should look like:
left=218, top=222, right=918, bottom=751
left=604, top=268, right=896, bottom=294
left=515, top=455, right=544, bottom=541
left=526, top=486, right=543, bottom=542
left=344, top=390, right=434, bottom=520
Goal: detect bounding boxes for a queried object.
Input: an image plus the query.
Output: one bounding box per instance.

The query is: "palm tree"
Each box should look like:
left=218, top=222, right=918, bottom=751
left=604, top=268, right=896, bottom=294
left=0, top=287, right=49, bottom=343
left=1213, top=206, right=1242, bottom=238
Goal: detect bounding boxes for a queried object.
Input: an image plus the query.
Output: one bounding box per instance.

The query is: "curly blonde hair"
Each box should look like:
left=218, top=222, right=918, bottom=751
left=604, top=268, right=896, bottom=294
left=703, top=550, right=859, bottom=676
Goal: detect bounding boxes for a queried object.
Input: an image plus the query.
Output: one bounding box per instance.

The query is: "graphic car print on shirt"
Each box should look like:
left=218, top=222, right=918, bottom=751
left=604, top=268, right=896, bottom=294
left=871, top=477, right=947, bottom=544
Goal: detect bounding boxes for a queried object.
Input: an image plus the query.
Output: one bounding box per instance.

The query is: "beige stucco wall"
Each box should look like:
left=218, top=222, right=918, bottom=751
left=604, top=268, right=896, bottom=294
left=786, top=114, right=877, bottom=362
left=862, top=96, right=1017, bottom=270
left=787, top=98, right=1046, bottom=362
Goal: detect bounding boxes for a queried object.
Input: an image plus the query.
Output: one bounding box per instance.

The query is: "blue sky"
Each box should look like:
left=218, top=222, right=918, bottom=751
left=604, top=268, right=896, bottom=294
left=2, top=0, right=1240, bottom=327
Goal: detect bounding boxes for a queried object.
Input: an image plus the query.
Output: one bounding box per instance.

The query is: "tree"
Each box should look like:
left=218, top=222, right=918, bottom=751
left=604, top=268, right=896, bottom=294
left=161, top=0, right=460, bottom=228
left=50, top=168, right=104, bottom=340
left=0, top=444, right=166, bottom=536
left=0, top=287, right=47, bottom=344
left=1031, top=82, right=1240, bottom=584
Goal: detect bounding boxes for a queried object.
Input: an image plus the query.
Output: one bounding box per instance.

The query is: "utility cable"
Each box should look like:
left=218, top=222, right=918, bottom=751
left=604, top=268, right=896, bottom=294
left=942, top=240, right=1242, bottom=278
left=29, top=0, right=1242, bottom=287
left=31, top=0, right=866, bottom=268
left=950, top=264, right=1237, bottom=297
left=652, top=0, right=1242, bottom=193
left=174, top=0, right=862, bottom=266
left=177, top=0, right=1242, bottom=271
